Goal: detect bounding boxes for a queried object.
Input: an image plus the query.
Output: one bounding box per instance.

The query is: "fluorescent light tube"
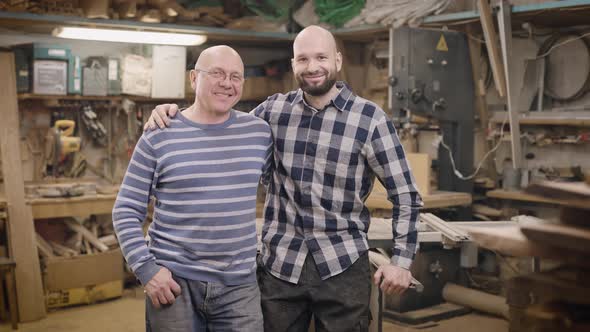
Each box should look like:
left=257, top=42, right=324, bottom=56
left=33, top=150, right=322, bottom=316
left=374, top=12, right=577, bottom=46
left=53, top=27, right=207, bottom=46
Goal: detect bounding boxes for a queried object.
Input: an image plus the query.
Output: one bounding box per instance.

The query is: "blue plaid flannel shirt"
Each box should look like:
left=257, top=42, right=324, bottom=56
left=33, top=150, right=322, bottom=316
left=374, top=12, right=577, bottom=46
left=253, top=82, right=423, bottom=284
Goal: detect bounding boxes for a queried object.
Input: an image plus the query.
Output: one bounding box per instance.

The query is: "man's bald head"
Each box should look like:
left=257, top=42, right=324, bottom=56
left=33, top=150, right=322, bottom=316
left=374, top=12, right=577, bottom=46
left=195, top=45, right=243, bottom=70
left=293, top=25, right=338, bottom=56
left=189, top=45, right=244, bottom=115
left=291, top=25, right=342, bottom=97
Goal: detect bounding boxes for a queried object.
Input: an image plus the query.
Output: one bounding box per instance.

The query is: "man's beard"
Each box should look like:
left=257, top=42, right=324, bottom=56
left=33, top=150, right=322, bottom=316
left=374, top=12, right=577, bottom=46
left=296, top=70, right=337, bottom=96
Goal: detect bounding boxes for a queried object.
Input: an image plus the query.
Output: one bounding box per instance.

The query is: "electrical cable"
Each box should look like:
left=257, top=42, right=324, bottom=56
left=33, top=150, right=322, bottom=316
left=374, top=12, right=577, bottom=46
left=439, top=114, right=508, bottom=180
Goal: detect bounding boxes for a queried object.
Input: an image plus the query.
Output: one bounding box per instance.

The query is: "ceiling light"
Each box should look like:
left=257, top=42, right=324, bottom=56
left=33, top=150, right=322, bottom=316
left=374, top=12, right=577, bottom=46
left=53, top=27, right=207, bottom=46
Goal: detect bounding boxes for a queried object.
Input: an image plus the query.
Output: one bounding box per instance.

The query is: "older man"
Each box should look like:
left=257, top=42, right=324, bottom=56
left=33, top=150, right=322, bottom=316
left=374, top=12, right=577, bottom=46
left=113, top=45, right=272, bottom=331
left=147, top=26, right=422, bottom=332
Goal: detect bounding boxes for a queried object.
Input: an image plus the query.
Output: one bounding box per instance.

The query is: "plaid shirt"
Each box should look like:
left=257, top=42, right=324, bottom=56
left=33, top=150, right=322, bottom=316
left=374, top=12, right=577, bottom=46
left=253, top=82, right=423, bottom=284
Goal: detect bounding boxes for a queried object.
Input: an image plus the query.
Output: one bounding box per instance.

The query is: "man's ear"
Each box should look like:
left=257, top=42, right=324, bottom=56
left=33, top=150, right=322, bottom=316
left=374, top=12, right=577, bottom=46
left=335, top=52, right=343, bottom=72
left=190, top=70, right=197, bottom=89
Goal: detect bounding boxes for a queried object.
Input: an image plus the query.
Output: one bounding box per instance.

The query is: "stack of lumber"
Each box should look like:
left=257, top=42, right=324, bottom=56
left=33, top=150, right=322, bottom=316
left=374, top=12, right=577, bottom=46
left=465, top=180, right=590, bottom=331
left=35, top=217, right=118, bottom=259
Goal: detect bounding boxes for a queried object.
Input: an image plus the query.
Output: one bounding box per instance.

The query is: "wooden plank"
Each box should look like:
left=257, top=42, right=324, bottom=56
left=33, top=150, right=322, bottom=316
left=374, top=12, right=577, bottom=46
left=29, top=194, right=116, bottom=219
left=497, top=0, right=523, bottom=168
left=64, top=220, right=109, bottom=252
left=366, top=189, right=471, bottom=210
left=465, top=225, right=586, bottom=265
left=0, top=52, right=46, bottom=321
left=35, top=233, right=55, bottom=258
left=466, top=25, right=496, bottom=182
left=525, top=181, right=590, bottom=202
left=487, top=189, right=578, bottom=206
left=472, top=204, right=502, bottom=217
left=520, top=219, right=590, bottom=254
left=477, top=0, right=507, bottom=97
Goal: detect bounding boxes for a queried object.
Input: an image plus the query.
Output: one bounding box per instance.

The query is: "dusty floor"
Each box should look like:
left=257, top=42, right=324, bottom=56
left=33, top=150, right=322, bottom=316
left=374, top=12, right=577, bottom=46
left=0, top=288, right=508, bottom=332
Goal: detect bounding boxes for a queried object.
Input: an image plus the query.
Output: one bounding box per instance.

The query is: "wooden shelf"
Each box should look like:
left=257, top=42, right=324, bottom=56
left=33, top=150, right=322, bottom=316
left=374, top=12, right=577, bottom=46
left=18, top=93, right=189, bottom=103
left=422, top=0, right=590, bottom=27
left=0, top=11, right=294, bottom=44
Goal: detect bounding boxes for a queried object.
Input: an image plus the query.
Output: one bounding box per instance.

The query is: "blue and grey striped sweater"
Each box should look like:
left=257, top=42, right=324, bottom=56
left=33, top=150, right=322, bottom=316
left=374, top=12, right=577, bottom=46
left=113, top=109, right=273, bottom=286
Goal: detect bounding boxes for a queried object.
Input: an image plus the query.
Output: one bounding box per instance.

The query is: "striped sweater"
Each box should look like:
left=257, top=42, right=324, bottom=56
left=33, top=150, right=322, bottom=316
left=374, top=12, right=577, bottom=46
left=112, top=109, right=273, bottom=286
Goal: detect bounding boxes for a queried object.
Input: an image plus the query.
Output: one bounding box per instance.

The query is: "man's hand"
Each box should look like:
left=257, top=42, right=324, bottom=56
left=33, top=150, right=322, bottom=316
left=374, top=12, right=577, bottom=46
left=373, top=264, right=412, bottom=295
left=144, top=267, right=182, bottom=308
left=144, top=104, right=180, bottom=131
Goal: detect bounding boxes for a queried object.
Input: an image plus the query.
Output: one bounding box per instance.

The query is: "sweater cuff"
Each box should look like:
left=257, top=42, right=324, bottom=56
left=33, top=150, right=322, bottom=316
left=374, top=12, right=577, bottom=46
left=135, top=261, right=162, bottom=286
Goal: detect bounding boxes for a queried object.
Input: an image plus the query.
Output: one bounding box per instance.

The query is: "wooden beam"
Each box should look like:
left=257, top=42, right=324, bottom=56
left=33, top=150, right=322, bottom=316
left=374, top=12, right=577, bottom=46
left=497, top=0, right=523, bottom=168
left=477, top=0, right=507, bottom=98
left=466, top=24, right=496, bottom=181
left=0, top=52, right=46, bottom=321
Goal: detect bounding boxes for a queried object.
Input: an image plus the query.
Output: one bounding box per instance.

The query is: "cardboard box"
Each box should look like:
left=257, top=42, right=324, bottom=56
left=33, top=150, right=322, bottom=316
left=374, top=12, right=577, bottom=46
left=13, top=43, right=71, bottom=93
left=33, top=60, right=67, bottom=95
left=14, top=43, right=71, bottom=61
left=122, top=54, right=152, bottom=97
left=44, top=249, right=124, bottom=291
left=46, top=280, right=123, bottom=309
left=83, top=56, right=108, bottom=96
left=151, top=45, right=186, bottom=99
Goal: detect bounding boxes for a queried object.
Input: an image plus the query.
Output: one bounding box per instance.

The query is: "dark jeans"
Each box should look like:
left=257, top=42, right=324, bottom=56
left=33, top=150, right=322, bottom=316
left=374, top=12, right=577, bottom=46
left=258, top=252, right=371, bottom=332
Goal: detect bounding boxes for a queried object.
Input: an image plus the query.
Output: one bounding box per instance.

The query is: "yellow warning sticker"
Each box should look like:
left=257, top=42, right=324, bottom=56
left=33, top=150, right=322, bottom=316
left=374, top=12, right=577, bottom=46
left=436, top=35, right=448, bottom=52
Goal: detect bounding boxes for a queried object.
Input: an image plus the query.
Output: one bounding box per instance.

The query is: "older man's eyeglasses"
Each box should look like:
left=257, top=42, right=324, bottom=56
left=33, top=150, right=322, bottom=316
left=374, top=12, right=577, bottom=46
left=195, top=68, right=244, bottom=84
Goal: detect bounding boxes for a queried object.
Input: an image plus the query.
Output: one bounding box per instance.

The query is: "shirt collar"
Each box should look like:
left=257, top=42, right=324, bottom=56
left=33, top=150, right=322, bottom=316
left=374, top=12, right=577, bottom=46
left=291, top=81, right=354, bottom=112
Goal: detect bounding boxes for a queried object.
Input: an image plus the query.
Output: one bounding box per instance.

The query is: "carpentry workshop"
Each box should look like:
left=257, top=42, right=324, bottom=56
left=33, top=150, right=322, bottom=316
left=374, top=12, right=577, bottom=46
left=0, top=0, right=589, bottom=331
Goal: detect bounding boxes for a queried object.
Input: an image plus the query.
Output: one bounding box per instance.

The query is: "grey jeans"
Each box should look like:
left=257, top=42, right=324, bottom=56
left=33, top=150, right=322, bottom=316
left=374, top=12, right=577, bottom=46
left=146, top=275, right=263, bottom=332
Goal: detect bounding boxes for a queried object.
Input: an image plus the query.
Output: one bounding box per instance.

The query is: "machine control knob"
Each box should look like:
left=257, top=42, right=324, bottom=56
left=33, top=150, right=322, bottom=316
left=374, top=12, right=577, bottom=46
left=388, top=76, right=398, bottom=87
left=432, top=98, right=447, bottom=111
left=441, top=59, right=448, bottom=66
left=427, top=58, right=434, bottom=65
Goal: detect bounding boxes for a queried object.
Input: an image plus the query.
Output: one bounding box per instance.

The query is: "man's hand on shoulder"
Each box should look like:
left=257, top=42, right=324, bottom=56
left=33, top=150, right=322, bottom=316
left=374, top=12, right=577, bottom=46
left=373, top=264, right=412, bottom=295
left=144, top=103, right=179, bottom=131
left=144, top=267, right=182, bottom=308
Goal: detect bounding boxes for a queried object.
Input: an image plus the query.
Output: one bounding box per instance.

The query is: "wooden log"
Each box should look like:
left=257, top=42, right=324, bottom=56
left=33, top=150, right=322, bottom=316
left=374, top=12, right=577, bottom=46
left=98, top=234, right=119, bottom=247
left=443, top=282, right=509, bottom=319
left=49, top=241, right=78, bottom=257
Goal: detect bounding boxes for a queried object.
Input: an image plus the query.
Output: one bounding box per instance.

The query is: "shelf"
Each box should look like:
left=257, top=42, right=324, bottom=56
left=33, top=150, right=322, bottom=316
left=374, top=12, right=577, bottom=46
left=0, top=11, right=294, bottom=44
left=490, top=110, right=590, bottom=127
left=18, top=93, right=188, bottom=102
left=324, top=0, right=590, bottom=40
left=422, top=0, right=590, bottom=27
